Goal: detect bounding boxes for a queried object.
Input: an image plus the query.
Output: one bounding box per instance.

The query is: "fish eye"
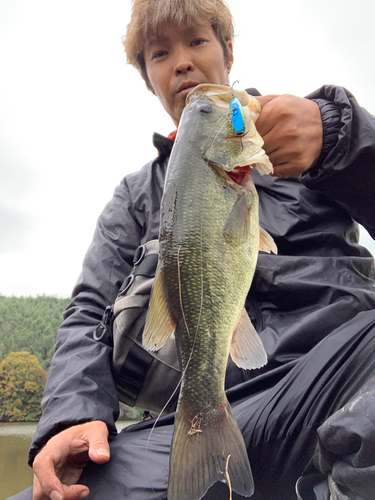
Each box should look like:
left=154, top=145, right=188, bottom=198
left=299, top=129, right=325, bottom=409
left=198, top=104, right=212, bottom=114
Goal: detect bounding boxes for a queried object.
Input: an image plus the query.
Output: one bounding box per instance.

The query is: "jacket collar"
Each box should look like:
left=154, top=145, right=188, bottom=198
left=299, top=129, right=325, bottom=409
left=153, top=132, right=176, bottom=157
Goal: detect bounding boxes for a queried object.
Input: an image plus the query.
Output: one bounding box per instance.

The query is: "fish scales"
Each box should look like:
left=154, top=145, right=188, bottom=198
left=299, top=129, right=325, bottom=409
left=143, top=84, right=277, bottom=500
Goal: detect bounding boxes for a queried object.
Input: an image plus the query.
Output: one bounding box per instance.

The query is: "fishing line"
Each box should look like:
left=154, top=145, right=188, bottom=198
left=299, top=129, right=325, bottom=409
left=177, top=245, right=190, bottom=339
left=225, top=454, right=233, bottom=500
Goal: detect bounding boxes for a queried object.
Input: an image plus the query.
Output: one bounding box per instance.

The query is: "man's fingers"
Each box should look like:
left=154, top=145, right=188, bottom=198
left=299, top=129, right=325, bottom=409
left=255, top=94, right=323, bottom=176
left=34, top=457, right=88, bottom=500
left=35, top=483, right=89, bottom=500
left=255, top=95, right=279, bottom=108
left=33, top=460, right=90, bottom=500
left=61, top=485, right=90, bottom=500
left=33, top=451, right=66, bottom=500
left=33, top=474, right=58, bottom=500
left=32, top=421, right=109, bottom=500
left=255, top=95, right=280, bottom=136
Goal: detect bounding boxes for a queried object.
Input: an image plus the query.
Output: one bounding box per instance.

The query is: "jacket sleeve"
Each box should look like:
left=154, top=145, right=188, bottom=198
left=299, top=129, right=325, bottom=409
left=28, top=177, right=142, bottom=464
left=301, top=85, right=375, bottom=239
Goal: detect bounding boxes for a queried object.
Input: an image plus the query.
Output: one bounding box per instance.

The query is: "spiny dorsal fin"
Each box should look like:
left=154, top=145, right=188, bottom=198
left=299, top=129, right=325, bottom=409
left=229, top=308, right=267, bottom=369
left=143, top=266, right=176, bottom=352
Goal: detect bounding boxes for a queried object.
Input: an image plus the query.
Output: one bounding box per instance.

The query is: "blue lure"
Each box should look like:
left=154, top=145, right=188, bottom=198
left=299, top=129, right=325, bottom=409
left=230, top=96, right=246, bottom=135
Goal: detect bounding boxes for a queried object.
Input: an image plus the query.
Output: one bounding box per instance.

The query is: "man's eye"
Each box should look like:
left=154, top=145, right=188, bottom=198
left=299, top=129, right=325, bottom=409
left=191, top=39, right=206, bottom=47
left=152, top=50, right=167, bottom=60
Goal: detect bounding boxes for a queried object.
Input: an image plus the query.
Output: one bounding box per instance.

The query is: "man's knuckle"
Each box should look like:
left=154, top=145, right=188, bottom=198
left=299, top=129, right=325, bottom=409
left=33, top=453, right=43, bottom=469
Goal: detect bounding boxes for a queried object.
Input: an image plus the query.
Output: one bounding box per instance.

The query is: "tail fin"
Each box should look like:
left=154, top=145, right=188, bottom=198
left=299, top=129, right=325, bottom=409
left=168, top=399, right=254, bottom=500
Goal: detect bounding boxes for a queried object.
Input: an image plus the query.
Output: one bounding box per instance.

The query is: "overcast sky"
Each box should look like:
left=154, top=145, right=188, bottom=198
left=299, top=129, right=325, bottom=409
left=0, top=0, right=374, bottom=298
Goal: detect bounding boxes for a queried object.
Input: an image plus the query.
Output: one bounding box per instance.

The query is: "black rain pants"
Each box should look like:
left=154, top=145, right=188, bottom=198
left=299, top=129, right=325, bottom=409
left=8, top=310, right=375, bottom=500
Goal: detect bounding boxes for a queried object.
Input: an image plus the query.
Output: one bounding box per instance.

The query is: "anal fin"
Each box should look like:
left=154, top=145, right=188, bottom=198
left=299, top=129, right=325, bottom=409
left=230, top=308, right=267, bottom=369
left=259, top=226, right=278, bottom=254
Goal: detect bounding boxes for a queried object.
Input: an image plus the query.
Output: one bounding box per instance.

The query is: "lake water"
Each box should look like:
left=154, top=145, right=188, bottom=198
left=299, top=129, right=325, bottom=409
left=0, top=421, right=134, bottom=500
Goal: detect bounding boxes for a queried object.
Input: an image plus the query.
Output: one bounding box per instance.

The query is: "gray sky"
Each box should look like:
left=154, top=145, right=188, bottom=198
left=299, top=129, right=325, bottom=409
left=0, top=0, right=374, bottom=297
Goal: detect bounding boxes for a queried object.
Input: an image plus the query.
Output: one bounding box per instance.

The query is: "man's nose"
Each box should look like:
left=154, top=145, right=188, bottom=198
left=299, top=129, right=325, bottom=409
left=174, top=47, right=194, bottom=75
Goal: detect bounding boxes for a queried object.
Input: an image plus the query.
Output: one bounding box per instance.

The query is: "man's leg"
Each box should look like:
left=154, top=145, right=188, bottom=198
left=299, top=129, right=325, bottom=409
left=233, top=310, right=375, bottom=499
left=78, top=424, right=172, bottom=499
left=6, top=487, right=32, bottom=500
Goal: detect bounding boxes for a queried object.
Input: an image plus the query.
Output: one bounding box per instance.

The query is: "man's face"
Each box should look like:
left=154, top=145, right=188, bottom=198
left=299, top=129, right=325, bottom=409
left=144, top=24, right=234, bottom=127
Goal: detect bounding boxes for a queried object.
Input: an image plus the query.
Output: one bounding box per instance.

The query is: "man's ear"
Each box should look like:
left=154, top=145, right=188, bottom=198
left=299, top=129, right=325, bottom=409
left=226, top=41, right=234, bottom=74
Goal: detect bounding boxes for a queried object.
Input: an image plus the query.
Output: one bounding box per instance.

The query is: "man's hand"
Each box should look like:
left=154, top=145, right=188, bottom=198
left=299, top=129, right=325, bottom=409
left=256, top=94, right=323, bottom=178
left=32, top=421, right=110, bottom=500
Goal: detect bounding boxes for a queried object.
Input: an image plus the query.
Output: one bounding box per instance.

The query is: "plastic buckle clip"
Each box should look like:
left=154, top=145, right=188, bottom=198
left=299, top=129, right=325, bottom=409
left=93, top=304, right=114, bottom=342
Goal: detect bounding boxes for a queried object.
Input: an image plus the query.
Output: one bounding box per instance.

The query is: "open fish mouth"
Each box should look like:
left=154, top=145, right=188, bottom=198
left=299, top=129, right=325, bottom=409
left=206, top=161, right=255, bottom=192
left=227, top=164, right=254, bottom=187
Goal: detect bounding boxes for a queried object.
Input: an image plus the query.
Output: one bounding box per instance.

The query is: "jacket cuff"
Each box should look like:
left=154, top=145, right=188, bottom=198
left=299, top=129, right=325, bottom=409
left=310, top=98, right=341, bottom=171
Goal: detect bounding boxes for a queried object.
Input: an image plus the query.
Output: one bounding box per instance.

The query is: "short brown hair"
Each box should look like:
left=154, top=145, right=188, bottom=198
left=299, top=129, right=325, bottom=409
left=123, top=0, right=234, bottom=84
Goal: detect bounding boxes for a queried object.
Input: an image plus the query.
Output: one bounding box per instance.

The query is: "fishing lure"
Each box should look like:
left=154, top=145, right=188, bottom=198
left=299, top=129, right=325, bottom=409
left=230, top=95, right=246, bottom=136
left=228, top=81, right=247, bottom=138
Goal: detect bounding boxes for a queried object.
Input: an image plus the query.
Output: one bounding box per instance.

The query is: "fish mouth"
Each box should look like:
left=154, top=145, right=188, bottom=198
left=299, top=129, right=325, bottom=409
left=226, top=165, right=254, bottom=189
left=206, top=157, right=255, bottom=190
left=186, top=83, right=234, bottom=105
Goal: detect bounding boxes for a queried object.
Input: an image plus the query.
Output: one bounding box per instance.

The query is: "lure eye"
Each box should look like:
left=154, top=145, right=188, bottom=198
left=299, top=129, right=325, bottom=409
left=199, top=104, right=212, bottom=114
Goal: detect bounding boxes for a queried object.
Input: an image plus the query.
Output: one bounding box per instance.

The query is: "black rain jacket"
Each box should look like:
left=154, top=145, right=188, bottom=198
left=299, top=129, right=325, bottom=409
left=28, top=85, right=375, bottom=467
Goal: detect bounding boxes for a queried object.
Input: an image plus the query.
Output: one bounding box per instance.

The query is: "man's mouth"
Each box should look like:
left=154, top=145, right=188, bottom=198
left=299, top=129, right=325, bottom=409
left=176, top=81, right=199, bottom=97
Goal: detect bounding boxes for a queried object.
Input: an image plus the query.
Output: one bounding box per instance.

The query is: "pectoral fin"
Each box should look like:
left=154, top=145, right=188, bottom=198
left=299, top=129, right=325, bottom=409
left=223, top=194, right=252, bottom=244
left=259, top=226, right=278, bottom=254
left=230, top=308, right=267, bottom=369
left=143, top=267, right=176, bottom=352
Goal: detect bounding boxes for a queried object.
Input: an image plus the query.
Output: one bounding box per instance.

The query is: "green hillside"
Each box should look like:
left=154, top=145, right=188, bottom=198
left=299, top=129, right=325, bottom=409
left=0, top=295, right=144, bottom=422
left=0, top=295, right=70, bottom=370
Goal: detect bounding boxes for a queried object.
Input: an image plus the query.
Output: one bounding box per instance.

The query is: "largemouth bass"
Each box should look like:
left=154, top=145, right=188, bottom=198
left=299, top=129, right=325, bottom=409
left=143, top=84, right=277, bottom=500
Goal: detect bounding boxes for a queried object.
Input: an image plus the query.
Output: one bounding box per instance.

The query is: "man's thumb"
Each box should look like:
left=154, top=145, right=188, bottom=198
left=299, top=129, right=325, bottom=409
left=87, top=422, right=110, bottom=463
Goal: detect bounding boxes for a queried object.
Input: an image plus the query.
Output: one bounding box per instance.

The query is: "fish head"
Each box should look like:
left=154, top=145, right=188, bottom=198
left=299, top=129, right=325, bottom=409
left=183, top=84, right=273, bottom=181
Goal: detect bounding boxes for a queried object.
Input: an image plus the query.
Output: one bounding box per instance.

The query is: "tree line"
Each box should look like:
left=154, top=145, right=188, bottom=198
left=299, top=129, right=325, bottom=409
left=0, top=295, right=70, bottom=370
left=0, top=295, right=144, bottom=422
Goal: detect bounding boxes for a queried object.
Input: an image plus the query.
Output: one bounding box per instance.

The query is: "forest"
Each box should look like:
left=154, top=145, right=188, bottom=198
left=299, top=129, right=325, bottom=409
left=0, top=295, right=70, bottom=370
left=0, top=295, right=143, bottom=422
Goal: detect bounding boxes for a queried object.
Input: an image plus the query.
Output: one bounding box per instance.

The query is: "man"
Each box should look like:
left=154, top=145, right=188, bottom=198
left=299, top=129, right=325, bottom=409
left=9, top=0, right=375, bottom=499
